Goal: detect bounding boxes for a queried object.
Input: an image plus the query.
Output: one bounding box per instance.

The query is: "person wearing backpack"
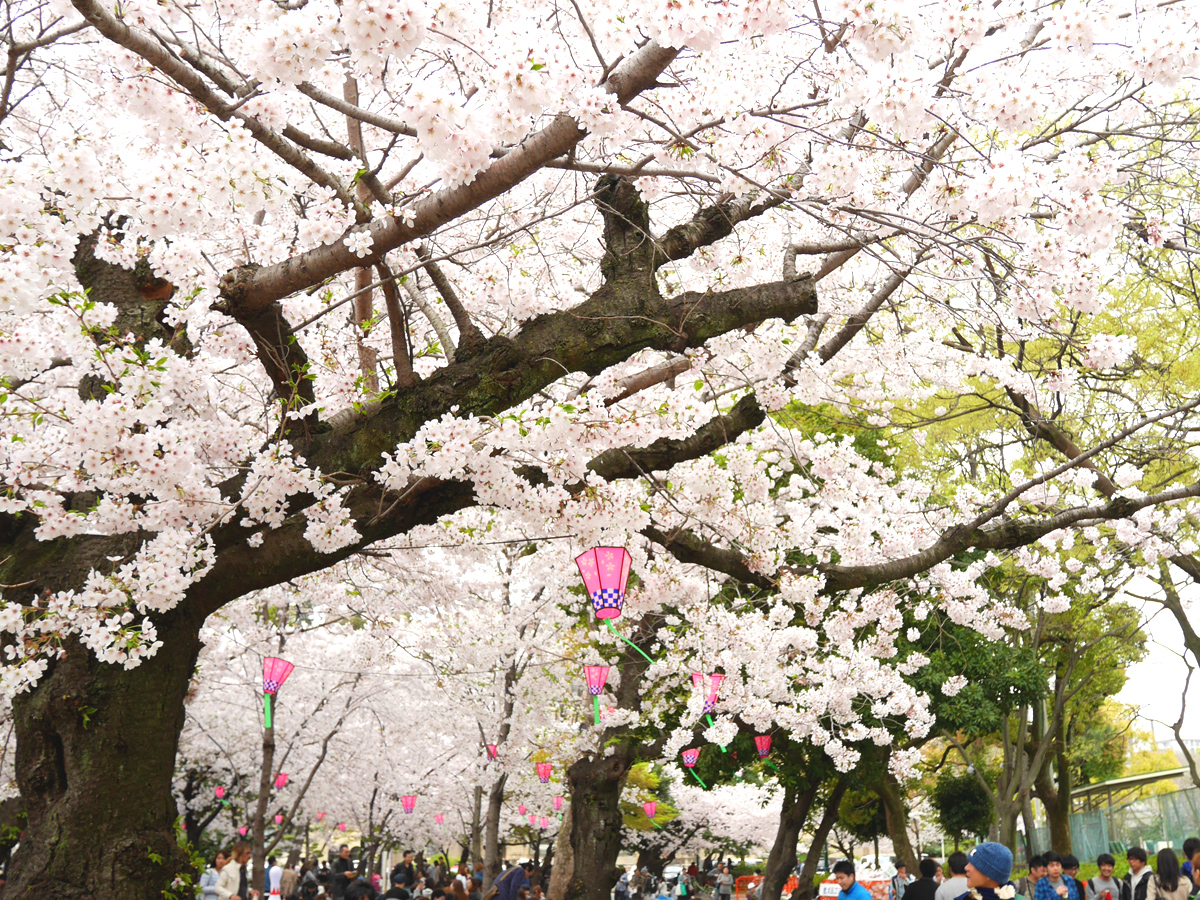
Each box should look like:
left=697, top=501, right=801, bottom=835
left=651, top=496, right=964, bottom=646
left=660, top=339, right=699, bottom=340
left=1087, top=855, right=1121, bottom=900
left=1125, top=849, right=1153, bottom=900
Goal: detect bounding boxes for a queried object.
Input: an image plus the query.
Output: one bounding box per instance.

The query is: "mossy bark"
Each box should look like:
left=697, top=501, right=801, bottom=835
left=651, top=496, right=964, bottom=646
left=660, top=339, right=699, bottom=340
left=5, top=608, right=202, bottom=899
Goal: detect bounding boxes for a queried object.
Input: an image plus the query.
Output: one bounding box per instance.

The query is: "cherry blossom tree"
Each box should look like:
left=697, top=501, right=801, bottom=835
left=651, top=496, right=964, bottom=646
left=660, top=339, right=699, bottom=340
left=3, top=0, right=1200, bottom=896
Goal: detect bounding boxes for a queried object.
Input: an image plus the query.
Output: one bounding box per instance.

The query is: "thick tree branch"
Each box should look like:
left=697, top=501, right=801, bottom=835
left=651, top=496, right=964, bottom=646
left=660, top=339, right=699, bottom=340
left=220, top=41, right=680, bottom=311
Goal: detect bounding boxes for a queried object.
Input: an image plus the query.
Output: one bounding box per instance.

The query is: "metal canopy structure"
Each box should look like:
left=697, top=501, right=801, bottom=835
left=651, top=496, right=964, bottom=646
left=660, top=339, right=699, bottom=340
left=1073, top=767, right=1190, bottom=813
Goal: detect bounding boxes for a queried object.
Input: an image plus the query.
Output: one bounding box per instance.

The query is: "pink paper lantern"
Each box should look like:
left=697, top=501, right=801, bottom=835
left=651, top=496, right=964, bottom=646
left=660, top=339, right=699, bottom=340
left=681, top=748, right=701, bottom=767
left=539, top=816, right=549, bottom=830
left=275, top=772, right=288, bottom=789
left=529, top=814, right=537, bottom=825
left=215, top=786, right=226, bottom=799
left=692, top=672, right=725, bottom=713
left=584, top=665, right=610, bottom=696
left=643, top=801, right=657, bottom=818
left=338, top=822, right=347, bottom=831
left=401, top=795, right=416, bottom=814
left=182, top=822, right=187, bottom=829
left=487, top=743, right=498, bottom=760
left=238, top=826, right=248, bottom=836
left=536, top=762, right=553, bottom=783
left=518, top=805, right=527, bottom=815
left=274, top=814, right=284, bottom=825
left=435, top=814, right=444, bottom=825
left=755, top=735, right=772, bottom=758
left=316, top=812, right=326, bottom=822
left=575, top=547, right=632, bottom=619
left=263, top=657, right=295, bottom=694
left=553, top=796, right=563, bottom=811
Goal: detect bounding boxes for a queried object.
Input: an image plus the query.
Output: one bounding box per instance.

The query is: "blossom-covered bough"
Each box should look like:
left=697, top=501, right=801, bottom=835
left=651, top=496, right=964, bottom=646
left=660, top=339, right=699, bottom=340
left=2, top=0, right=1200, bottom=894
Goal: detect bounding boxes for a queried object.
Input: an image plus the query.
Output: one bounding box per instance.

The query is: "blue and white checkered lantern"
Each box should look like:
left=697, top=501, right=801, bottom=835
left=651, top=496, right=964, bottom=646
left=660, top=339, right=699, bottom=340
left=575, top=547, right=632, bottom=620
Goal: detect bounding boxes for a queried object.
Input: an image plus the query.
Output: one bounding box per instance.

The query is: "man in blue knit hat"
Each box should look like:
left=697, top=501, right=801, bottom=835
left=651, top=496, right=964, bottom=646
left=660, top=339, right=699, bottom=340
left=956, top=843, right=1017, bottom=900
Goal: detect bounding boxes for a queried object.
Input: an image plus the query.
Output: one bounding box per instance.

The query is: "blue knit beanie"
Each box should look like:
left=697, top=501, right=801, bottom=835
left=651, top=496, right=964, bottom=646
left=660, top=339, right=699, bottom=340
left=968, top=843, right=1013, bottom=885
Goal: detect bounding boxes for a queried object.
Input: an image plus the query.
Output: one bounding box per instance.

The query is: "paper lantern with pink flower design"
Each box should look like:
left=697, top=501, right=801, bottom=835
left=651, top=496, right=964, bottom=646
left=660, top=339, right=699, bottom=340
left=536, top=762, right=552, bottom=783
left=215, top=786, right=226, bottom=799
left=338, top=822, right=347, bottom=831
left=755, top=735, right=772, bottom=758
left=518, top=804, right=526, bottom=815
left=553, top=796, right=563, bottom=812
left=401, top=795, right=416, bottom=814
left=316, top=812, right=326, bottom=822
left=529, top=814, right=537, bottom=825
left=486, top=743, right=498, bottom=760
left=274, top=772, right=288, bottom=789
left=435, top=814, right=444, bottom=825
left=261, top=657, right=295, bottom=729
left=681, top=748, right=700, bottom=767
left=643, top=801, right=657, bottom=818
left=274, top=814, right=283, bottom=825
left=575, top=547, right=632, bottom=619
left=539, top=816, right=549, bottom=830
left=691, top=672, right=725, bottom=713
left=238, top=826, right=248, bottom=836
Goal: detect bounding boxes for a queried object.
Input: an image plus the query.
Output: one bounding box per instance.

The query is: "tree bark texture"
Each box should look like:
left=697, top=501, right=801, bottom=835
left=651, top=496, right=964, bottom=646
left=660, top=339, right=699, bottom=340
left=546, top=803, right=575, bottom=900
left=561, top=749, right=634, bottom=900
left=6, top=609, right=203, bottom=899
left=875, top=770, right=919, bottom=872
left=759, top=782, right=820, bottom=900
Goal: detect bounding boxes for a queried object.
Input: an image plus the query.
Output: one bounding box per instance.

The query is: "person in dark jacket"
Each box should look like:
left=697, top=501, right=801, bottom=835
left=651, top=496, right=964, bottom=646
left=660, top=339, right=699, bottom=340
left=905, top=859, right=940, bottom=900
left=495, top=863, right=532, bottom=900
left=1126, top=849, right=1152, bottom=900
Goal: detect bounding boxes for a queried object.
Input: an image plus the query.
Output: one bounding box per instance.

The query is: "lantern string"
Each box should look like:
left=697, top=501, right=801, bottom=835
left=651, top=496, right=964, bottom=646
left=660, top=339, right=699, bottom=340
left=606, top=620, right=654, bottom=664
left=687, top=769, right=707, bottom=789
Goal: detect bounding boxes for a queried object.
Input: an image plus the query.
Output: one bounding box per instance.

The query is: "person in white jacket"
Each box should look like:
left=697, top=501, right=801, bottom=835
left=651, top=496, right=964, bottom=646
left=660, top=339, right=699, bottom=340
left=217, top=842, right=259, bottom=900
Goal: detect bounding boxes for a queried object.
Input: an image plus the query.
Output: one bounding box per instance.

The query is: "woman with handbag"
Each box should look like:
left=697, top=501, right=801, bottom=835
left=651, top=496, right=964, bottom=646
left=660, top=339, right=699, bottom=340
left=1148, top=850, right=1191, bottom=900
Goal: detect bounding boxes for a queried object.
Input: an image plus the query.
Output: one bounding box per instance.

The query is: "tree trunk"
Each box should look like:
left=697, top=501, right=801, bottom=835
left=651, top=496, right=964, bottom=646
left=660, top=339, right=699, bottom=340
left=875, top=772, right=918, bottom=872
left=560, top=748, right=634, bottom=900
left=483, top=773, right=508, bottom=890
left=254, top=720, right=277, bottom=886
left=1033, top=740, right=1072, bottom=855
left=471, top=785, right=484, bottom=864
left=760, top=782, right=820, bottom=900
left=547, top=803, right=575, bottom=900
left=6, top=606, right=204, bottom=899
left=792, top=779, right=849, bottom=900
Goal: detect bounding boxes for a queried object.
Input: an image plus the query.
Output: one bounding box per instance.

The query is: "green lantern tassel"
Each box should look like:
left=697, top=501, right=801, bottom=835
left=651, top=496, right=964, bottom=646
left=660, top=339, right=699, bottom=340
left=688, top=769, right=708, bottom=788
left=593, top=695, right=601, bottom=724
left=607, top=619, right=654, bottom=663
left=264, top=693, right=273, bottom=730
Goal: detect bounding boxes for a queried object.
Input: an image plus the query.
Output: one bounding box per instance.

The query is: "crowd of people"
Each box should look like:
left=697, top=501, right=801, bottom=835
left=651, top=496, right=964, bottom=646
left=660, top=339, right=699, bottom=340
left=196, top=839, right=1200, bottom=900
left=197, top=845, right=543, bottom=900
left=864, top=842, right=1200, bottom=900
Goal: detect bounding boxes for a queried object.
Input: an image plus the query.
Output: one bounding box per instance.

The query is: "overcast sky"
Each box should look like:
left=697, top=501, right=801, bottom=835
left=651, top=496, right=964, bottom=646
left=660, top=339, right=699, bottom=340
left=1116, top=575, right=1200, bottom=744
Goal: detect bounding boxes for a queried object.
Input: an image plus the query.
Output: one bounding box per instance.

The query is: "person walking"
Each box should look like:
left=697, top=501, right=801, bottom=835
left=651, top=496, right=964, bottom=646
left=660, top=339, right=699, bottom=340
left=1125, top=849, right=1152, bottom=900
left=716, top=866, right=735, bottom=900
left=201, top=851, right=230, bottom=900
left=936, top=854, right=970, bottom=900
left=1035, top=853, right=1079, bottom=900
left=495, top=861, right=532, bottom=900
left=1148, top=850, right=1191, bottom=900
left=1086, top=855, right=1121, bottom=900
left=833, top=861, right=873, bottom=900
left=905, top=859, right=940, bottom=900
left=217, top=842, right=257, bottom=900
left=1017, top=856, right=1047, bottom=899
left=332, top=845, right=358, bottom=900
left=958, top=844, right=1016, bottom=900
